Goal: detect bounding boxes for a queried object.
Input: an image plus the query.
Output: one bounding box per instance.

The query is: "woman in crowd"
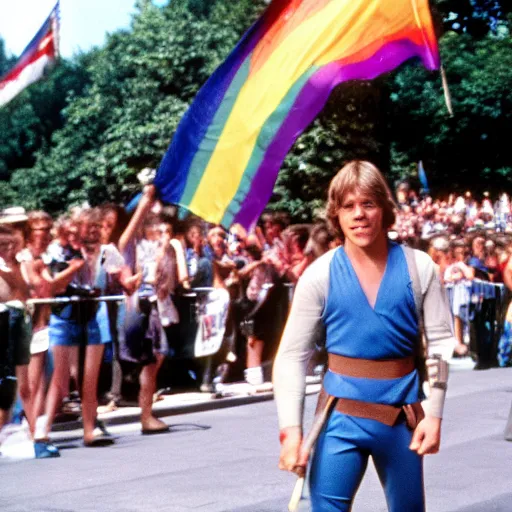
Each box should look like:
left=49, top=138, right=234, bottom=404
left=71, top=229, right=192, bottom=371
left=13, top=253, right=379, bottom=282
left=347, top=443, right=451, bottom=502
left=119, top=186, right=179, bottom=434
left=36, top=208, right=135, bottom=452
left=0, top=224, right=33, bottom=436
left=18, top=212, right=54, bottom=428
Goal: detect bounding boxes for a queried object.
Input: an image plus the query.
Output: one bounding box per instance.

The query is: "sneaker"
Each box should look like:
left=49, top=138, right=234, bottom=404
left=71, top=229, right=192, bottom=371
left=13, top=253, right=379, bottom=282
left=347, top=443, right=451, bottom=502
left=34, top=441, right=60, bottom=459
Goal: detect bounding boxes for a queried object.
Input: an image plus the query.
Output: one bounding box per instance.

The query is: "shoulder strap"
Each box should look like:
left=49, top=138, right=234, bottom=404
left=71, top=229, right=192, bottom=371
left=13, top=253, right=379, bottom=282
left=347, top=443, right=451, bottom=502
left=402, top=245, right=423, bottom=325
left=401, top=245, right=428, bottom=386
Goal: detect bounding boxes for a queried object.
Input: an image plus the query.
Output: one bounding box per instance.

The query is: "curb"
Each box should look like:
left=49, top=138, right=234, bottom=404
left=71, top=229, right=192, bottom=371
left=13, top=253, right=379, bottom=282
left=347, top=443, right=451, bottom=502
left=52, top=381, right=322, bottom=433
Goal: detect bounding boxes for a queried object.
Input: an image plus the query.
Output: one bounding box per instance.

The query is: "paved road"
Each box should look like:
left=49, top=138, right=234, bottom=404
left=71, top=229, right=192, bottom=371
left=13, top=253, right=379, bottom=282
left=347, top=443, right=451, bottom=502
left=1, top=367, right=511, bottom=512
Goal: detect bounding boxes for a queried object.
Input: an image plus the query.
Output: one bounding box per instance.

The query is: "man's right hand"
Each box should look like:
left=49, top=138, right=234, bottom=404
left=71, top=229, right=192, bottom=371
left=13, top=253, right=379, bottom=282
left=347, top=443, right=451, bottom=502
left=278, top=426, right=306, bottom=476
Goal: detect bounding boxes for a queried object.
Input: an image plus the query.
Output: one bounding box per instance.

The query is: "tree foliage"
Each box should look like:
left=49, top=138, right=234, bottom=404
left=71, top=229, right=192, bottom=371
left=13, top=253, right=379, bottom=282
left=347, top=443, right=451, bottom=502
left=0, top=51, right=89, bottom=184
left=388, top=24, right=512, bottom=195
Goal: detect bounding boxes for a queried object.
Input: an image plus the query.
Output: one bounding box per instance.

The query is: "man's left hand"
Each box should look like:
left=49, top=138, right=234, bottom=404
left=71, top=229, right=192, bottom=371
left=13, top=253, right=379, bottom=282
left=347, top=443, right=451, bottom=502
left=409, top=416, right=442, bottom=455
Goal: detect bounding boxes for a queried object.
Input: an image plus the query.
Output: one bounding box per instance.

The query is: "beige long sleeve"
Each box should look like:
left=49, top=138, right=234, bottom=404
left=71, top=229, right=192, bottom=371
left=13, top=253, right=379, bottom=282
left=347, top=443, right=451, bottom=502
left=412, top=249, right=456, bottom=418
left=272, top=250, right=334, bottom=431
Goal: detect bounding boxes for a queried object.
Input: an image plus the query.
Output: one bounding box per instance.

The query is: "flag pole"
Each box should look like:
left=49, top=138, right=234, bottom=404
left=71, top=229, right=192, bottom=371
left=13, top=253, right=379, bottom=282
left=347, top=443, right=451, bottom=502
left=440, top=65, right=454, bottom=117
left=52, top=1, right=60, bottom=59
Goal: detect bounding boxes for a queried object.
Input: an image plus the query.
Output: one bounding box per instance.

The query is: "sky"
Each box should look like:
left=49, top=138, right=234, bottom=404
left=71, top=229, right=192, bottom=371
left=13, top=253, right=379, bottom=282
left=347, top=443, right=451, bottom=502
left=0, top=0, right=167, bottom=59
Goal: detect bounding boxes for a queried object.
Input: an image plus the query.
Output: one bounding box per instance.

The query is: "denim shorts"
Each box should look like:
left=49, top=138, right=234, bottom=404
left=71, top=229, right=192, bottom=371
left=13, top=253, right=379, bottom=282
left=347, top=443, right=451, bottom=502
left=49, top=302, right=111, bottom=347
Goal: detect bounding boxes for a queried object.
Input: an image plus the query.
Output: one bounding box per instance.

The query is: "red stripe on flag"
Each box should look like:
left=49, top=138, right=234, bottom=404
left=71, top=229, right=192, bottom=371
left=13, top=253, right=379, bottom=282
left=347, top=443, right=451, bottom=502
left=0, top=31, right=56, bottom=89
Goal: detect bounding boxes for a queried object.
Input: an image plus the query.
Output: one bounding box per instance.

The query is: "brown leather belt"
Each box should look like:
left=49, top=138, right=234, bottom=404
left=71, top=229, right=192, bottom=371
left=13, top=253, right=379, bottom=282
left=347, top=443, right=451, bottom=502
left=335, top=398, right=402, bottom=426
left=325, top=354, right=423, bottom=427
left=328, top=354, right=415, bottom=379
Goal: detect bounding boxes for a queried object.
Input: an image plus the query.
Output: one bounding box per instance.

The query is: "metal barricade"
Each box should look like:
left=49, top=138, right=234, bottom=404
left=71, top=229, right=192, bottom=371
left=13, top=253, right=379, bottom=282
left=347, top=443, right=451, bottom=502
left=445, top=279, right=509, bottom=367
left=27, top=289, right=231, bottom=362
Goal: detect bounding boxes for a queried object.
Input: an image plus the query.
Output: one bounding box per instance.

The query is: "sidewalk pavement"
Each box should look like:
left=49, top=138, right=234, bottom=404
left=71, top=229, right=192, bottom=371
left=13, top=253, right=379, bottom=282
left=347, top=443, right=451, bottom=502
left=52, top=376, right=323, bottom=436
left=0, top=377, right=322, bottom=459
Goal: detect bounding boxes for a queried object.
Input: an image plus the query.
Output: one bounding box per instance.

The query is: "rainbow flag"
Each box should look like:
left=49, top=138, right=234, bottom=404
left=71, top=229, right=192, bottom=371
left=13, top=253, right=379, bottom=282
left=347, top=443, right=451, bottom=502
left=155, top=0, right=440, bottom=228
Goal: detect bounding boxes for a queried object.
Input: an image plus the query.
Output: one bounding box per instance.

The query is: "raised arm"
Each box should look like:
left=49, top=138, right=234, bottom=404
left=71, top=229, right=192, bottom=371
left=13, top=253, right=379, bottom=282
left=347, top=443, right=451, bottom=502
left=50, top=259, right=86, bottom=295
left=170, top=238, right=189, bottom=288
left=118, top=185, right=156, bottom=254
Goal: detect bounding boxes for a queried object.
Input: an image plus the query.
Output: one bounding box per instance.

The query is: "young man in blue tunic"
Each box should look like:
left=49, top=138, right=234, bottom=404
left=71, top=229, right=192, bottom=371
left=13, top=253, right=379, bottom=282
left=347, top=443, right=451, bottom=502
left=273, top=161, right=456, bottom=512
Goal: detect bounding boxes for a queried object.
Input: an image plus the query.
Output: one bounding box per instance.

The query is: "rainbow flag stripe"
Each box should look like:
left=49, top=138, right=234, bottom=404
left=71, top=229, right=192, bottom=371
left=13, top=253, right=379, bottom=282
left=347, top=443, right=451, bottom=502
left=155, top=0, right=439, bottom=228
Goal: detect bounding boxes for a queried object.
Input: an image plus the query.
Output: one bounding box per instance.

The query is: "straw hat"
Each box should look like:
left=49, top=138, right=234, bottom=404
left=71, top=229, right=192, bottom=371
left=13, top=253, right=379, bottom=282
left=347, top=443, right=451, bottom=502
left=0, top=207, right=28, bottom=224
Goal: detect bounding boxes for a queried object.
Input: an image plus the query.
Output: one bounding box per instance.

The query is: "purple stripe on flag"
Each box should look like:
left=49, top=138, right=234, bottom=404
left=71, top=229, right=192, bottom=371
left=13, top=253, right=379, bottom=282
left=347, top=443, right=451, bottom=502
left=233, top=39, right=431, bottom=228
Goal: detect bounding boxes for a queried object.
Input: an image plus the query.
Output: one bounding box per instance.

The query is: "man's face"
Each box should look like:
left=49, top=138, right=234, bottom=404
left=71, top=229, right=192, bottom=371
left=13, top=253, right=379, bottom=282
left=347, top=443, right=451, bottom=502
left=337, top=189, right=384, bottom=249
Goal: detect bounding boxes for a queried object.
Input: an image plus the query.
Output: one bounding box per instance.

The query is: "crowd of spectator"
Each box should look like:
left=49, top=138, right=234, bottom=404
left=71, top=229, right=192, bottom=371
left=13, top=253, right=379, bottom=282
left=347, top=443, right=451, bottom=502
left=1, top=181, right=512, bottom=459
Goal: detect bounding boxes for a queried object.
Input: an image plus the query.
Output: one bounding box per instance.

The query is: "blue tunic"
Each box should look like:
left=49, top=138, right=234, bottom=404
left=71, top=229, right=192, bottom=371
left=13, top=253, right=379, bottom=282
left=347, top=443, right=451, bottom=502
left=322, top=242, right=421, bottom=406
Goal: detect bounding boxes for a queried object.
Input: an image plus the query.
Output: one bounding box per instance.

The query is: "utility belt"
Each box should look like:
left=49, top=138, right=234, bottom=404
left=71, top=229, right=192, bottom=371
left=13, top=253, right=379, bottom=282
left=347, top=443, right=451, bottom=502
left=321, top=353, right=424, bottom=429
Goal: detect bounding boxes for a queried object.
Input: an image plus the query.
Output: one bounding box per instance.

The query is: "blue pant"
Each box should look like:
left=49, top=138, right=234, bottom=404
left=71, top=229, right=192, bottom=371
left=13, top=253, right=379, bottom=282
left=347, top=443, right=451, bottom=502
left=310, top=411, right=424, bottom=512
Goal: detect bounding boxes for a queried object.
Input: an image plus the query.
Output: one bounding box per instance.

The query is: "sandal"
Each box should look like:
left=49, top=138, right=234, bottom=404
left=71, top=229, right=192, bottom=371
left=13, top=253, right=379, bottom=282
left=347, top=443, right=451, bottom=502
left=84, top=426, right=115, bottom=447
left=84, top=434, right=115, bottom=447
left=141, top=425, right=170, bottom=435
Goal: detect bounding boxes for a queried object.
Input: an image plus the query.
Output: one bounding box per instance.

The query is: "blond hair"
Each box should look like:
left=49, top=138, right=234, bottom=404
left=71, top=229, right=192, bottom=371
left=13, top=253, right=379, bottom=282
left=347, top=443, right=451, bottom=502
left=326, top=161, right=396, bottom=240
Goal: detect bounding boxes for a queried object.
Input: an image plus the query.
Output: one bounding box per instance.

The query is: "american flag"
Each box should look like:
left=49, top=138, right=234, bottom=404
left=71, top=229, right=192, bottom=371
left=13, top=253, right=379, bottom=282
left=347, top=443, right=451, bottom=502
left=0, top=1, right=60, bottom=108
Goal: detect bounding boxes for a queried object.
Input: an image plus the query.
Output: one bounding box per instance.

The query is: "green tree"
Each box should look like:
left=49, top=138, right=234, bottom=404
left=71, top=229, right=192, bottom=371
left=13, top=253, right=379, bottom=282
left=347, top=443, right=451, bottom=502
left=389, top=30, right=512, bottom=195
left=0, top=58, right=89, bottom=205
left=1, top=0, right=510, bottom=220
left=434, top=0, right=511, bottom=37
